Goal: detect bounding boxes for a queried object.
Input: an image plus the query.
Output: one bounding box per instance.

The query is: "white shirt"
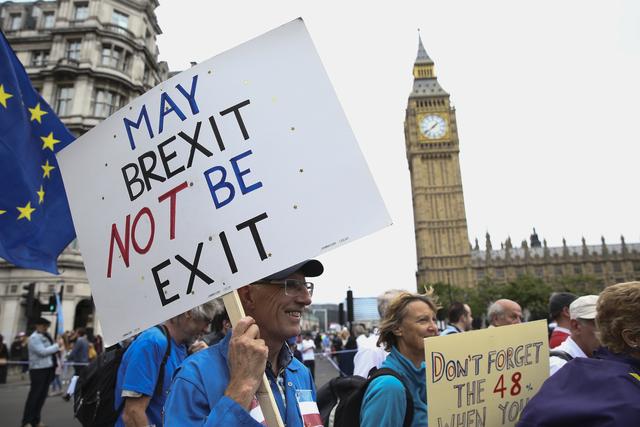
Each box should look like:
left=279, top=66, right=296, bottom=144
left=300, top=339, right=315, bottom=361
left=549, top=336, right=587, bottom=376
left=353, top=333, right=388, bottom=377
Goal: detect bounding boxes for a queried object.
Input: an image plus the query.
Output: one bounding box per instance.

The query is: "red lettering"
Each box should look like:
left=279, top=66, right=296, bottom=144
left=107, top=214, right=131, bottom=278
left=131, top=207, right=155, bottom=254
left=158, top=181, right=188, bottom=240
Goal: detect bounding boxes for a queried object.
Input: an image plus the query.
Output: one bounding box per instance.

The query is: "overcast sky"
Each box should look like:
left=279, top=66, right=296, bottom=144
left=154, top=0, right=640, bottom=304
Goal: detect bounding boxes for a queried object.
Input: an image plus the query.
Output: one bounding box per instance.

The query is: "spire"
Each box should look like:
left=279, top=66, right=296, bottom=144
left=530, top=227, right=541, bottom=248
left=601, top=236, right=609, bottom=257
left=416, top=34, right=434, bottom=65
left=413, top=32, right=437, bottom=80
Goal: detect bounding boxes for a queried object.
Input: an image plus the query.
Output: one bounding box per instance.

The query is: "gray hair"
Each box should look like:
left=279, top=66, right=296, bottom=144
left=377, top=289, right=405, bottom=317
left=487, top=301, right=505, bottom=323
left=189, top=299, right=219, bottom=321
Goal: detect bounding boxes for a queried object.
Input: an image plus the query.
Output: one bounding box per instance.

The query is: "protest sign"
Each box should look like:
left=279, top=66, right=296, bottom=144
left=425, top=320, right=549, bottom=427
left=57, top=18, right=391, bottom=344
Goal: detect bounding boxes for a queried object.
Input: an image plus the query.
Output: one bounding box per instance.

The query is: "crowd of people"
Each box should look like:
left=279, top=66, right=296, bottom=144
left=11, top=321, right=106, bottom=426
left=10, top=259, right=640, bottom=426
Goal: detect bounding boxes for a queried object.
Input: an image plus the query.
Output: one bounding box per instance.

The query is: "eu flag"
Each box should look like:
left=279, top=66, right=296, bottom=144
left=0, top=31, right=76, bottom=274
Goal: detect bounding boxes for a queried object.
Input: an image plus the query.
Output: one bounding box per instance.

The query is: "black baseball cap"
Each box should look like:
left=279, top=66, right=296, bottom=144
left=34, top=317, right=51, bottom=326
left=262, top=259, right=324, bottom=281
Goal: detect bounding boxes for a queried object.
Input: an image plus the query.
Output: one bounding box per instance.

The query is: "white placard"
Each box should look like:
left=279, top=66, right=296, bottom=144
left=57, top=18, right=391, bottom=343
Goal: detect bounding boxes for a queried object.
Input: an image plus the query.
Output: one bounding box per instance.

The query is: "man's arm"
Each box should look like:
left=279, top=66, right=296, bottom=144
left=121, top=395, right=151, bottom=427
left=29, top=335, right=60, bottom=357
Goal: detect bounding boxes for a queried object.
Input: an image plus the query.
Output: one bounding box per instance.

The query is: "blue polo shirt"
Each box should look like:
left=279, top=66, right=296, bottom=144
left=164, top=333, right=318, bottom=427
left=114, top=326, right=187, bottom=427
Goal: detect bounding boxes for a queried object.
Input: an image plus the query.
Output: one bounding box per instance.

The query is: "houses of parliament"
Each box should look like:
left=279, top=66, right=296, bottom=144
left=405, top=38, right=640, bottom=290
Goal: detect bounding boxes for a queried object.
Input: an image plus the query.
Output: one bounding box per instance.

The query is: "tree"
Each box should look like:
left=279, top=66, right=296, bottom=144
left=551, top=274, right=603, bottom=295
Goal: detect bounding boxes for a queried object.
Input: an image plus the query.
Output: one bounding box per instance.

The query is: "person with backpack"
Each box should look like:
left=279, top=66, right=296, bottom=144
left=163, top=260, right=324, bottom=427
left=114, top=301, right=217, bottom=427
left=360, top=291, right=439, bottom=427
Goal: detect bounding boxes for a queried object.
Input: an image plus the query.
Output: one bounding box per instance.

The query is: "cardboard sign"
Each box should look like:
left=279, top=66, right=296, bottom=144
left=425, top=320, right=549, bottom=427
left=57, top=19, right=391, bottom=343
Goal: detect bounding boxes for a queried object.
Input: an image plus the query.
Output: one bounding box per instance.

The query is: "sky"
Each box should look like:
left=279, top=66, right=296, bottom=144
left=154, top=0, right=640, bottom=304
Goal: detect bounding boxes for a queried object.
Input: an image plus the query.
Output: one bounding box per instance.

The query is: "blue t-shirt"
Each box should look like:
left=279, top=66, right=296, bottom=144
left=114, top=326, right=187, bottom=427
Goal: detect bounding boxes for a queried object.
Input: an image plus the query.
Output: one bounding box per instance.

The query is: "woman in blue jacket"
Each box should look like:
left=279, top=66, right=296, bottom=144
left=360, top=291, right=439, bottom=427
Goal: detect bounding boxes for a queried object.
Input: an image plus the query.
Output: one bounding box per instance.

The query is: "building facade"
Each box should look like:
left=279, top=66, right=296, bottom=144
left=405, top=39, right=640, bottom=290
left=0, top=0, right=168, bottom=341
left=472, top=231, right=640, bottom=287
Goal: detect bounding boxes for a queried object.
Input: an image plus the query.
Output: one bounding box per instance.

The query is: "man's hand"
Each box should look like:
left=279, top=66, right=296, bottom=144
left=224, top=316, right=268, bottom=409
left=188, top=339, right=208, bottom=354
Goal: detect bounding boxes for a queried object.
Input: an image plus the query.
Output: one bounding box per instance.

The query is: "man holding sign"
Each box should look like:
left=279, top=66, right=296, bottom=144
left=164, top=260, right=323, bottom=426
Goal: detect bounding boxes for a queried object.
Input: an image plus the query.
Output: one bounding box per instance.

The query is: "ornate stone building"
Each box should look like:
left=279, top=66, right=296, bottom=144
left=404, top=37, right=473, bottom=288
left=405, top=39, right=640, bottom=290
left=472, top=231, right=640, bottom=287
left=0, top=0, right=168, bottom=341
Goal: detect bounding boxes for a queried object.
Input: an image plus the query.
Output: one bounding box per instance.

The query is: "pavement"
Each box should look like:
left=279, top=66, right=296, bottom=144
left=0, top=355, right=341, bottom=426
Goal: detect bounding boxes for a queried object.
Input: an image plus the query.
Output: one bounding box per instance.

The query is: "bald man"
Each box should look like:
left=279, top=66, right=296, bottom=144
left=488, top=299, right=522, bottom=327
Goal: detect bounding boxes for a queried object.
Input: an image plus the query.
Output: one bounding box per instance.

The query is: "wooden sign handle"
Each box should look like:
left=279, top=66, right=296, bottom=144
left=222, top=290, right=285, bottom=427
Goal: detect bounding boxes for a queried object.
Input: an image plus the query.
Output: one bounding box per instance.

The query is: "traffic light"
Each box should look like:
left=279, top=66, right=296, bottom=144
left=346, top=289, right=354, bottom=323
left=47, top=295, right=57, bottom=312
left=338, top=303, right=345, bottom=325
left=20, top=283, right=36, bottom=318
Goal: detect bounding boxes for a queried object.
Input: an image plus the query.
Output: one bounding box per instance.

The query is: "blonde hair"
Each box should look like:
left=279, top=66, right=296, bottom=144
left=377, top=290, right=438, bottom=352
left=596, top=281, right=640, bottom=354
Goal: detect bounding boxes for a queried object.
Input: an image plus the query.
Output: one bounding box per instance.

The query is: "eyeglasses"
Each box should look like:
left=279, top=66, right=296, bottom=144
left=259, top=279, right=314, bottom=298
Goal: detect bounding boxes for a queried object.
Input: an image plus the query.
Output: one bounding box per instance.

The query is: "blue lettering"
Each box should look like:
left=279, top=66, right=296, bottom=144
left=230, top=150, right=263, bottom=195
left=204, top=165, right=235, bottom=209
left=176, top=75, right=200, bottom=115
left=158, top=93, right=187, bottom=135
left=123, top=105, right=153, bottom=150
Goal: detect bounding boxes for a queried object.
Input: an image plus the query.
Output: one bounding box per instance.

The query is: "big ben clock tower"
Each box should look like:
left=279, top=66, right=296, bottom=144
left=405, top=37, right=473, bottom=289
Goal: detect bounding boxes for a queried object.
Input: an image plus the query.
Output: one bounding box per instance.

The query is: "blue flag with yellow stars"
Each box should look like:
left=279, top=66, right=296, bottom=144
left=0, top=31, right=76, bottom=274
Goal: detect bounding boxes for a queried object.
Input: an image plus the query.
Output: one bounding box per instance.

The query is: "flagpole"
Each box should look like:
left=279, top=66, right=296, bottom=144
left=54, top=282, right=64, bottom=339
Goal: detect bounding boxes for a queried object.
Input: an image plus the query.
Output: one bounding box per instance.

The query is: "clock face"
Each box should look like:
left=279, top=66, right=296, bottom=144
left=419, top=114, right=447, bottom=140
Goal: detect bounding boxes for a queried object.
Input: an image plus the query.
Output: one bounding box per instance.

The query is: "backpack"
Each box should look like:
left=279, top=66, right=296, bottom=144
left=73, top=325, right=172, bottom=427
left=549, top=349, right=574, bottom=362
left=317, top=368, right=414, bottom=427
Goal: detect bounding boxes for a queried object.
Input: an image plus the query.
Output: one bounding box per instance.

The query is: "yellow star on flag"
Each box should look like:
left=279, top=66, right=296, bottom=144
left=37, top=186, right=45, bottom=204
left=41, top=132, right=60, bottom=151
left=29, top=103, right=48, bottom=123
left=0, top=209, right=6, bottom=215
left=41, top=160, right=56, bottom=178
left=17, top=201, right=36, bottom=221
left=0, top=84, right=13, bottom=108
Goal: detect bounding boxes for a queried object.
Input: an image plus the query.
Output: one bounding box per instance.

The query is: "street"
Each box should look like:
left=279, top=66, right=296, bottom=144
left=0, top=355, right=341, bottom=426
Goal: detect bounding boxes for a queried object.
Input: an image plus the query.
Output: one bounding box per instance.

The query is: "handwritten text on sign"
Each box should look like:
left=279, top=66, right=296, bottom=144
left=57, top=19, right=391, bottom=343
left=425, top=321, right=549, bottom=427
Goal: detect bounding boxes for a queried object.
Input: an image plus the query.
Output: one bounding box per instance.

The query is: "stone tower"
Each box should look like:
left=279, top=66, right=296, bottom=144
left=404, top=37, right=472, bottom=288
